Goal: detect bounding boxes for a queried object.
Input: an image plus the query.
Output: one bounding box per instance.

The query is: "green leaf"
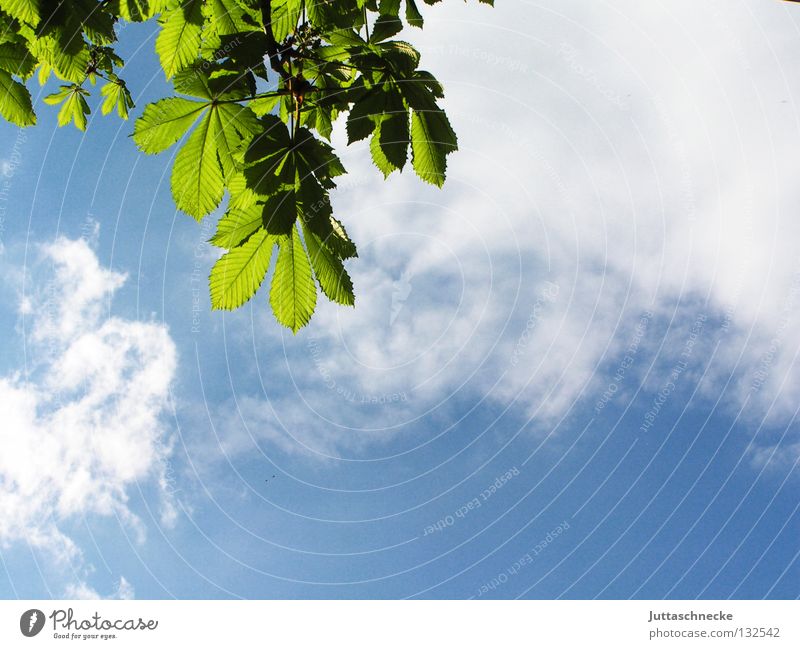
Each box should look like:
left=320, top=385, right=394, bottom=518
left=300, top=100, right=335, bottom=140
left=47, top=85, right=90, bottom=130
left=327, top=216, right=358, bottom=259
left=305, top=213, right=358, bottom=260
left=76, top=0, right=117, bottom=46
left=262, top=189, right=298, bottom=235
left=0, top=42, right=35, bottom=77
left=174, top=63, right=254, bottom=100
left=270, top=225, right=317, bottom=333
left=27, top=21, right=90, bottom=83
left=243, top=115, right=296, bottom=195
left=171, top=111, right=225, bottom=219
left=155, top=0, right=204, bottom=78
left=210, top=204, right=264, bottom=249
left=0, top=69, right=34, bottom=126
left=100, top=80, right=134, bottom=119
left=378, top=40, right=420, bottom=74
left=369, top=90, right=408, bottom=174
left=379, top=0, right=401, bottom=16
left=346, top=87, right=386, bottom=143
left=410, top=106, right=457, bottom=186
left=0, top=0, right=40, bottom=25
left=301, top=219, right=355, bottom=306
left=369, top=122, right=394, bottom=177
left=210, top=229, right=275, bottom=309
left=249, top=94, right=281, bottom=117
left=208, top=31, right=271, bottom=77
left=405, top=0, right=423, bottom=28
left=370, top=14, right=403, bottom=43
left=111, top=0, right=169, bottom=22
left=213, top=102, right=260, bottom=178
left=0, top=0, right=483, bottom=329
left=42, top=84, right=69, bottom=103
left=380, top=109, right=409, bottom=170
left=270, top=0, right=302, bottom=41
left=133, top=97, right=205, bottom=154
left=227, top=170, right=259, bottom=210
left=410, top=69, right=444, bottom=98
left=36, top=61, right=51, bottom=85
left=294, top=128, right=347, bottom=187
left=295, top=170, right=332, bottom=223
left=204, top=0, right=250, bottom=37
left=326, top=28, right=368, bottom=50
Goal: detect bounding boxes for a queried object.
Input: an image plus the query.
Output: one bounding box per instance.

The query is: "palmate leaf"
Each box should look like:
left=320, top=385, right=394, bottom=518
left=58, top=89, right=90, bottom=130
left=132, top=96, right=205, bottom=153
left=155, top=0, right=203, bottom=78
left=134, top=77, right=261, bottom=221
left=0, top=69, right=34, bottom=126
left=171, top=110, right=225, bottom=219
left=243, top=121, right=348, bottom=239
left=0, top=0, right=482, bottom=333
left=210, top=229, right=275, bottom=310
left=44, top=84, right=91, bottom=130
left=270, top=225, right=317, bottom=333
left=169, top=102, right=259, bottom=220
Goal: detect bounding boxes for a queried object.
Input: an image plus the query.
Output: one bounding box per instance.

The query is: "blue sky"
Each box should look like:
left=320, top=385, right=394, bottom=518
left=0, top=0, right=798, bottom=599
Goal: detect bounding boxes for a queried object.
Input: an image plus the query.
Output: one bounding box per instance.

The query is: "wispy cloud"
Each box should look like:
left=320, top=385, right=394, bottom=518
left=203, top=0, right=800, bottom=465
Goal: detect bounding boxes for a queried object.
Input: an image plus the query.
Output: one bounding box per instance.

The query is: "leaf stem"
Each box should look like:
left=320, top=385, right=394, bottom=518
left=260, top=0, right=291, bottom=81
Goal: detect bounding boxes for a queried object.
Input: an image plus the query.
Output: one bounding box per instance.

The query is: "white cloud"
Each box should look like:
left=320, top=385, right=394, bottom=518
left=0, top=237, right=177, bottom=593
left=64, top=576, right=135, bottom=600
left=204, top=0, right=800, bottom=465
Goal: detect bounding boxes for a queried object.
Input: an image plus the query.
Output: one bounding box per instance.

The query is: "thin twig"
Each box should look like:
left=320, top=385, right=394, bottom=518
left=259, top=0, right=290, bottom=81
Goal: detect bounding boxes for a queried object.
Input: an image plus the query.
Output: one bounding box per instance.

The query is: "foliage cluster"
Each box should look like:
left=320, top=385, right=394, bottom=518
left=0, top=0, right=492, bottom=331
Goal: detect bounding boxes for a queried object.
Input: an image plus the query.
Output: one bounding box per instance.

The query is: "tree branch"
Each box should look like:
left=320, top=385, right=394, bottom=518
left=260, top=0, right=291, bottom=81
